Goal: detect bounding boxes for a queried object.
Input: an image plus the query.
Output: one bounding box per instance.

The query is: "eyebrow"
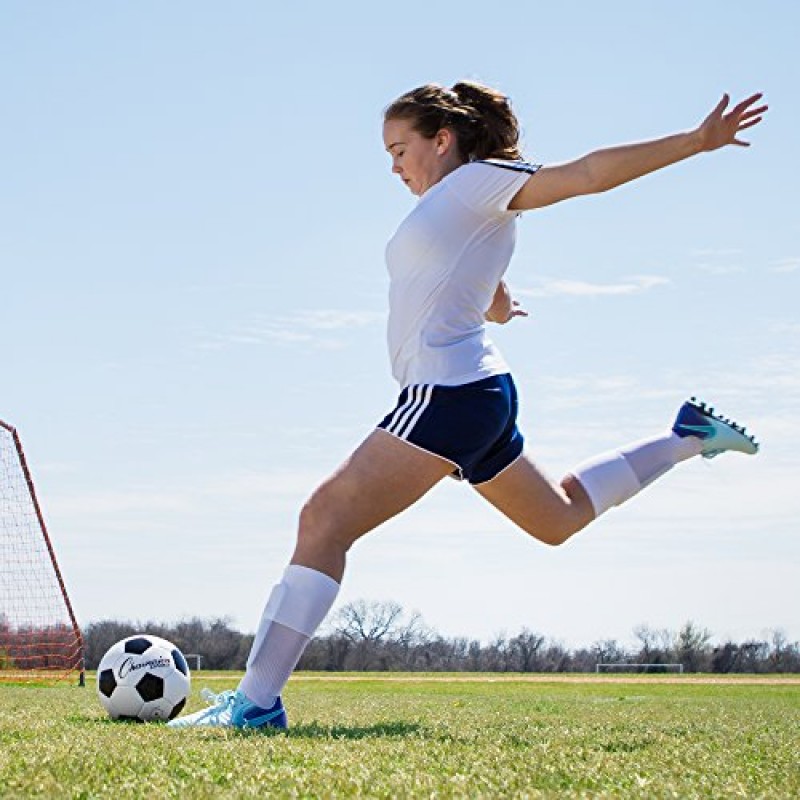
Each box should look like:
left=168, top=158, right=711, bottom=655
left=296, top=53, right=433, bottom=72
left=386, top=141, right=405, bottom=152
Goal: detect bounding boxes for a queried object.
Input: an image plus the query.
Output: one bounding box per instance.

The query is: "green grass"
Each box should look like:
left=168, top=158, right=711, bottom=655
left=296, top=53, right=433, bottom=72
left=1, top=674, right=798, bottom=798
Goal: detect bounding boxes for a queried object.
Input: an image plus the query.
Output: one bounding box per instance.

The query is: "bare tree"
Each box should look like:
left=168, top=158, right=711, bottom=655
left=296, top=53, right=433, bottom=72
left=509, top=629, right=545, bottom=672
left=334, top=600, right=404, bottom=645
left=331, top=600, right=427, bottom=670
left=738, top=640, right=770, bottom=673
left=81, top=605, right=800, bottom=673
left=633, top=624, right=672, bottom=665
left=766, top=629, right=800, bottom=673
left=711, top=641, right=739, bottom=673
left=541, top=641, right=572, bottom=672
left=674, top=621, right=712, bottom=672
left=592, top=638, right=629, bottom=667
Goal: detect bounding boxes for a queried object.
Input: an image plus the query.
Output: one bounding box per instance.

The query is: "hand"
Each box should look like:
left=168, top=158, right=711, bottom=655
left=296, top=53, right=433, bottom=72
left=696, top=92, right=768, bottom=152
left=505, top=300, right=529, bottom=323
left=486, top=281, right=530, bottom=324
left=487, top=299, right=529, bottom=324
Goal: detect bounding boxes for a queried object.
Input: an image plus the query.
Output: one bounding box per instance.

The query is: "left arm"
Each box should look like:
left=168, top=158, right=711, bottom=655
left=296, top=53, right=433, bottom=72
left=509, top=93, right=767, bottom=211
left=485, top=281, right=528, bottom=324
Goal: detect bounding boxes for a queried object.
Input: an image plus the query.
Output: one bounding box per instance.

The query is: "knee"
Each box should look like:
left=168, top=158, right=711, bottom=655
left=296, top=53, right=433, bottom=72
left=530, top=479, right=594, bottom=546
left=297, top=485, right=352, bottom=553
left=527, top=523, right=576, bottom=547
left=516, top=514, right=586, bottom=547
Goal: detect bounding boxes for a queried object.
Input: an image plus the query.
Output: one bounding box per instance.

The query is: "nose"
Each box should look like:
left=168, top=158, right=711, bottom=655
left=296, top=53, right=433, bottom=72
left=392, top=161, right=402, bottom=175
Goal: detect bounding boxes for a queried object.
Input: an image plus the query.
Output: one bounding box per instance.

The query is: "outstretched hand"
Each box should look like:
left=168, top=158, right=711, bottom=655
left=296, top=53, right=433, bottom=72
left=697, top=93, right=768, bottom=151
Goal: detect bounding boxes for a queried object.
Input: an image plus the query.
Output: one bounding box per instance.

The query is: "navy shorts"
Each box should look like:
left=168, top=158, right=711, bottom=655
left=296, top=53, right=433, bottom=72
left=377, top=373, right=524, bottom=485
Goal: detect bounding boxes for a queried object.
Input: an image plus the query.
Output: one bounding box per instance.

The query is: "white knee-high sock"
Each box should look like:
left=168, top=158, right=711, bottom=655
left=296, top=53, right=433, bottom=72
left=620, top=431, right=703, bottom=488
left=239, top=564, right=339, bottom=708
left=571, top=432, right=703, bottom=517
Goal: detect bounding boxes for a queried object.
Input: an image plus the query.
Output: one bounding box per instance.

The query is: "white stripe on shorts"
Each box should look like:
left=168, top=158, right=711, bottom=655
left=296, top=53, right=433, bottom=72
left=386, top=384, right=433, bottom=438
left=386, top=385, right=420, bottom=435
left=395, top=384, right=434, bottom=439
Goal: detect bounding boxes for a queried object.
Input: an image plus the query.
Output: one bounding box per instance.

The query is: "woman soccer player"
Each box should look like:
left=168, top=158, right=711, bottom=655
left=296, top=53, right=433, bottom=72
left=170, top=82, right=766, bottom=729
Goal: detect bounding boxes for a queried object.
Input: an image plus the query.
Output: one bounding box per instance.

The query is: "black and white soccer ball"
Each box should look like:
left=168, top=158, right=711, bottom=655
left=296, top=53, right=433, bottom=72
left=97, top=634, right=191, bottom=722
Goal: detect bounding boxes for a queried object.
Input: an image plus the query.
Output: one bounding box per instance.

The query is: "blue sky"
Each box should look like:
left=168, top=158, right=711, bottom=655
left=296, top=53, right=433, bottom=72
left=3, top=1, right=798, bottom=649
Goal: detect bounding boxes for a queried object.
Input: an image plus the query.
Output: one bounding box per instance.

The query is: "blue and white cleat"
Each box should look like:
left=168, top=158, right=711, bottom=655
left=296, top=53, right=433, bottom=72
left=673, top=398, right=760, bottom=459
left=166, top=688, right=287, bottom=730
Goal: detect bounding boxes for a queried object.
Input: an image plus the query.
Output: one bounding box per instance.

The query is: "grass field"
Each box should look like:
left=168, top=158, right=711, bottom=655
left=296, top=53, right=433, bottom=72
left=1, top=673, right=798, bottom=798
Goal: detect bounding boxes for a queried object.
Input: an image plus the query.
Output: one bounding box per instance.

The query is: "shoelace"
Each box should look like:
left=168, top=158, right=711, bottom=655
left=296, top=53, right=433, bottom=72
left=199, top=688, right=238, bottom=717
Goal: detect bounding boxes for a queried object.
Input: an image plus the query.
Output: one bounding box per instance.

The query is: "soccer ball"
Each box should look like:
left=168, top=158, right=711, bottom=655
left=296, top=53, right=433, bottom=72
left=97, top=634, right=191, bottom=722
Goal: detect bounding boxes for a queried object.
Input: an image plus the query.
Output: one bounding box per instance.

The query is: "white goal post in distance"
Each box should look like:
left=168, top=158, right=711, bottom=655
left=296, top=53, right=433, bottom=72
left=184, top=653, right=203, bottom=671
left=596, top=663, right=684, bottom=674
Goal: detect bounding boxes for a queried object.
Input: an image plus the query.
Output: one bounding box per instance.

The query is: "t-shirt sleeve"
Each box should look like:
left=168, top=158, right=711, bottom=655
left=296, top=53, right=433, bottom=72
left=447, top=161, right=541, bottom=218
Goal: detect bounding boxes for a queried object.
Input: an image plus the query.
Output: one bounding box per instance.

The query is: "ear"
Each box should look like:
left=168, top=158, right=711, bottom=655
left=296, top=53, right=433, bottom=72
left=435, top=128, right=454, bottom=156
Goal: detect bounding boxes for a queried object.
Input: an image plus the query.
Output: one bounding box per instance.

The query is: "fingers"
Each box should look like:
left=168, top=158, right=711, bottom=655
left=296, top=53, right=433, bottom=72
left=511, top=300, right=529, bottom=318
left=499, top=300, right=529, bottom=323
left=741, top=104, right=769, bottom=120
left=738, top=117, right=763, bottom=132
left=731, top=92, right=764, bottom=116
left=716, top=92, right=767, bottom=147
left=713, top=93, right=730, bottom=116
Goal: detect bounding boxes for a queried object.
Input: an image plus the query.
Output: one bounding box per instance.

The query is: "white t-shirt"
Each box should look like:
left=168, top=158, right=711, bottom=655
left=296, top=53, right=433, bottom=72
left=386, top=159, right=540, bottom=388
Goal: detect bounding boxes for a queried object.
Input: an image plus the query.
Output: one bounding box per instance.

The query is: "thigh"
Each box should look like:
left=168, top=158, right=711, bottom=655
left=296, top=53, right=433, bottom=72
left=473, top=450, right=594, bottom=545
left=301, top=428, right=456, bottom=548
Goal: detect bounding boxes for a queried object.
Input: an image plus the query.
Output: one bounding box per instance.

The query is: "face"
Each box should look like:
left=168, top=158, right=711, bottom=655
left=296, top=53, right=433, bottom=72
left=383, top=117, right=460, bottom=196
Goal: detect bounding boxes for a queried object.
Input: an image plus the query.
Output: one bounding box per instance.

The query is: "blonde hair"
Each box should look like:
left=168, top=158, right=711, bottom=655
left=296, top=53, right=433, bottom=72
left=384, top=80, right=522, bottom=162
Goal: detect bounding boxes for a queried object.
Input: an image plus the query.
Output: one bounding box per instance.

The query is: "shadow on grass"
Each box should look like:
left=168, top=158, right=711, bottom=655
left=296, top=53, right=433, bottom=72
left=77, top=715, right=152, bottom=726
left=77, top=716, right=425, bottom=739
left=283, top=720, right=423, bottom=740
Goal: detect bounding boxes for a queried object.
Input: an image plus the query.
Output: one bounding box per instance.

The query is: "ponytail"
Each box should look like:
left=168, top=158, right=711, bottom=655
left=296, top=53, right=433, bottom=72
left=450, top=81, right=522, bottom=161
left=384, top=80, right=523, bottom=162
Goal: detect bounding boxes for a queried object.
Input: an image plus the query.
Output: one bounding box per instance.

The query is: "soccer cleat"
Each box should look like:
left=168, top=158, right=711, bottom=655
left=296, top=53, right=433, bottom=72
left=673, top=397, right=760, bottom=459
left=166, top=688, right=287, bottom=730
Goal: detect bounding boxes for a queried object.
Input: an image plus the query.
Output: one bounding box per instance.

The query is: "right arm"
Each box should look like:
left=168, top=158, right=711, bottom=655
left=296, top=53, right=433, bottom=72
left=508, top=93, right=766, bottom=211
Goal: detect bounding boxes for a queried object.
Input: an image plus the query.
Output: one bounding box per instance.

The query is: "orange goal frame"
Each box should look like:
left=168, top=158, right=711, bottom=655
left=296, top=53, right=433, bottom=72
left=0, top=419, right=85, bottom=685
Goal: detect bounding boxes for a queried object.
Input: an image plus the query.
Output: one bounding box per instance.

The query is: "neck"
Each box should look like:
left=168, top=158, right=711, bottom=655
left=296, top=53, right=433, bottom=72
left=423, top=157, right=466, bottom=194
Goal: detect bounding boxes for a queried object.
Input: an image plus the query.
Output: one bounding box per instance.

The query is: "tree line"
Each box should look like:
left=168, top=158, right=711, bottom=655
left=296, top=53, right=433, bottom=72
left=82, top=600, right=800, bottom=673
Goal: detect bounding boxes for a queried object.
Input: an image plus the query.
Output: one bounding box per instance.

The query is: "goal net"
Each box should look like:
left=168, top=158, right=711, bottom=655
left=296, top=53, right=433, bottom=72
left=0, top=419, right=84, bottom=683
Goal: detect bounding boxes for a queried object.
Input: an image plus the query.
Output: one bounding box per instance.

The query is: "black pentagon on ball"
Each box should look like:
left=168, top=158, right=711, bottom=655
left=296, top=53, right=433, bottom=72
left=169, top=697, right=187, bottom=720
left=136, top=672, right=164, bottom=702
left=172, top=648, right=189, bottom=676
left=98, top=668, right=117, bottom=698
left=124, top=637, right=153, bottom=655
